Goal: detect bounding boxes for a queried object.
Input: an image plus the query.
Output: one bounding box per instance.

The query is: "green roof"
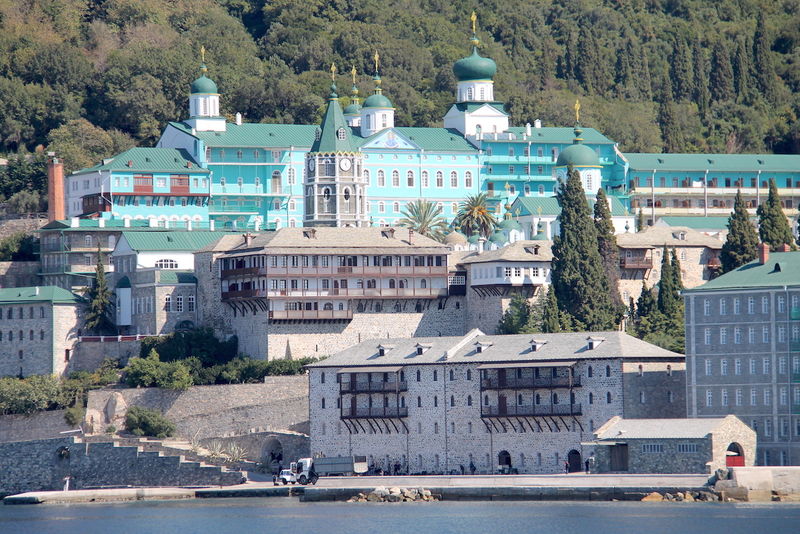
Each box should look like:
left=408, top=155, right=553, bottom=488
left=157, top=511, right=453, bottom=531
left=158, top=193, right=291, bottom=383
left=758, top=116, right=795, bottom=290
left=512, top=195, right=629, bottom=217
left=505, top=126, right=615, bottom=145
left=685, top=252, right=800, bottom=292
left=362, top=93, right=393, bottom=109
left=312, top=86, right=358, bottom=153
left=556, top=142, right=600, bottom=167
left=0, top=286, right=82, bottom=304
left=453, top=47, right=497, bottom=81
left=120, top=231, right=229, bottom=252
left=371, top=127, right=477, bottom=152
left=453, top=102, right=507, bottom=114
left=190, top=72, right=218, bottom=94
left=624, top=153, right=800, bottom=172
left=73, top=147, right=207, bottom=175
left=158, top=271, right=197, bottom=284
left=657, top=216, right=731, bottom=230
left=169, top=122, right=319, bottom=149
left=39, top=219, right=157, bottom=232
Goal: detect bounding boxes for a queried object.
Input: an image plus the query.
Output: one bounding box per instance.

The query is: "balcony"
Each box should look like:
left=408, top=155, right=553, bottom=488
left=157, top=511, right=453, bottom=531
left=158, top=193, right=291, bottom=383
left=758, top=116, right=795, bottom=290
left=481, top=404, right=582, bottom=417
left=133, top=178, right=153, bottom=194
left=268, top=309, right=353, bottom=320
left=266, top=287, right=448, bottom=299
left=341, top=406, right=408, bottom=419
left=791, top=307, right=800, bottom=321
left=706, top=257, right=722, bottom=269
left=221, top=289, right=267, bottom=300
left=170, top=177, right=189, bottom=195
left=340, top=381, right=408, bottom=394
left=480, top=376, right=581, bottom=390
left=220, top=267, right=266, bottom=279
left=620, top=257, right=653, bottom=269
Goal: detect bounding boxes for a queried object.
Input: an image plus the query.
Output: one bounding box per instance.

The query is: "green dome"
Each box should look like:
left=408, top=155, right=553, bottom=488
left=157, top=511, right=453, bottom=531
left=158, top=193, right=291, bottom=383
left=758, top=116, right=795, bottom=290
left=191, top=72, right=218, bottom=94
left=490, top=229, right=507, bottom=245
left=499, top=217, right=522, bottom=232
left=556, top=142, right=599, bottom=167
left=363, top=93, right=393, bottom=109
left=343, top=103, right=362, bottom=115
left=467, top=234, right=481, bottom=244
left=453, top=47, right=497, bottom=82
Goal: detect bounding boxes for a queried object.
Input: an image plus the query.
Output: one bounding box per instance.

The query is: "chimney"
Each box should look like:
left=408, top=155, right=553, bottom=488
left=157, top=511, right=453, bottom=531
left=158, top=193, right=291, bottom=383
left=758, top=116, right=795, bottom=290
left=123, top=218, right=130, bottom=228
left=780, top=243, right=791, bottom=252
left=35, top=286, right=39, bottom=296
left=210, top=220, right=215, bottom=231
left=186, top=220, right=192, bottom=231
left=525, top=122, right=532, bottom=136
left=47, top=155, right=65, bottom=221
left=243, top=233, right=254, bottom=247
left=387, top=228, right=395, bottom=239
left=758, top=242, right=769, bottom=264
left=70, top=217, right=79, bottom=228
left=534, top=119, right=542, bottom=129
left=477, top=237, right=485, bottom=254
left=98, top=218, right=105, bottom=228
left=235, top=112, right=242, bottom=126
left=408, top=228, right=414, bottom=244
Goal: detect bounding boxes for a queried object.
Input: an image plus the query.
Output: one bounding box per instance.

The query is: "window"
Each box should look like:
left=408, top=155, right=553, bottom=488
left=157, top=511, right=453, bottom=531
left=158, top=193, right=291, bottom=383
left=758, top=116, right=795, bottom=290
left=155, top=259, right=179, bottom=269
left=175, top=296, right=184, bottom=313
left=720, top=298, right=727, bottom=315
left=677, top=443, right=698, bottom=453
left=407, top=171, right=414, bottom=187
left=436, top=171, right=443, bottom=187
left=721, top=359, right=728, bottom=375
left=763, top=327, right=770, bottom=344
left=735, top=388, right=742, bottom=406
left=733, top=298, right=740, bottom=314
left=763, top=358, right=771, bottom=375
left=751, top=388, right=757, bottom=406
left=734, top=327, right=742, bottom=344
left=465, top=171, right=473, bottom=188
left=778, top=296, right=785, bottom=313
left=377, top=170, right=385, bottom=187
left=748, top=297, right=755, bottom=314
left=704, top=328, right=711, bottom=345
left=642, top=444, right=664, bottom=453
left=762, top=296, right=769, bottom=314
left=734, top=359, right=741, bottom=375
left=703, top=299, right=711, bottom=316
left=721, top=389, right=728, bottom=406
left=164, top=295, right=171, bottom=312
left=392, top=170, right=400, bottom=187
left=706, top=390, right=713, bottom=407
left=606, top=392, right=612, bottom=403
left=764, top=389, right=771, bottom=406
left=450, top=172, right=458, bottom=187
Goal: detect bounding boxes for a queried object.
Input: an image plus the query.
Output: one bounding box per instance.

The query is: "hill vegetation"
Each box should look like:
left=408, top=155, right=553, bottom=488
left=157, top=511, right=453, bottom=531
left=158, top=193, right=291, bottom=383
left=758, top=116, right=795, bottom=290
left=1, top=0, right=799, bottom=198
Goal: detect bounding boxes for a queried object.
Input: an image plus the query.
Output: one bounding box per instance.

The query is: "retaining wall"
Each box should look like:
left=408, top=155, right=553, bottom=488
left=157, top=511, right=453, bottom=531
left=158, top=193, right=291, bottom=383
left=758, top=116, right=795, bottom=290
left=0, top=410, right=74, bottom=444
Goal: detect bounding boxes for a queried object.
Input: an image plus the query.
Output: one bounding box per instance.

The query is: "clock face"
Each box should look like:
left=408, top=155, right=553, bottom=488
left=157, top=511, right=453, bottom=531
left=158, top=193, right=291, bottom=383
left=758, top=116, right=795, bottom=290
left=308, top=158, right=315, bottom=172
left=339, top=158, right=352, bottom=171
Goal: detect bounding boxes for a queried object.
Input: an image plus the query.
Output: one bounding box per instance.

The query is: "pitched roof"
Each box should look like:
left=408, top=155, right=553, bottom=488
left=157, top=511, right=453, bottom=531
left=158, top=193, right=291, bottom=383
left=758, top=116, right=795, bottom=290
left=354, top=127, right=478, bottom=152
left=0, top=286, right=82, bottom=304
left=158, top=271, right=197, bottom=284
left=312, top=90, right=358, bottom=153
left=616, top=226, right=722, bottom=249
left=505, top=126, right=616, bottom=145
left=260, top=227, right=448, bottom=255
left=656, top=216, right=731, bottom=231
left=120, top=231, right=229, bottom=252
left=684, top=251, right=800, bottom=292
left=307, top=330, right=683, bottom=368
left=594, top=415, right=743, bottom=440
left=72, top=147, right=207, bottom=175
left=458, top=240, right=553, bottom=264
left=623, top=153, right=800, bottom=172
left=169, top=122, right=319, bottom=148
left=512, top=195, right=629, bottom=217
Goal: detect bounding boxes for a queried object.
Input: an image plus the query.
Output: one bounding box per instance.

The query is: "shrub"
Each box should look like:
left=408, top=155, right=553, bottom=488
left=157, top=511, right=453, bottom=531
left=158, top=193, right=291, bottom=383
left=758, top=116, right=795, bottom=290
left=64, top=405, right=85, bottom=426
left=139, top=328, right=238, bottom=366
left=105, top=425, right=117, bottom=434
left=124, top=406, right=175, bottom=438
left=123, top=350, right=191, bottom=390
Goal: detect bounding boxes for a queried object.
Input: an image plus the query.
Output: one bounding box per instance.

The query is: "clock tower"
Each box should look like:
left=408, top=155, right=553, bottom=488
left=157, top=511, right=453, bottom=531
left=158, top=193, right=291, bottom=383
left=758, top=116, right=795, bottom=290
left=304, top=65, right=368, bottom=227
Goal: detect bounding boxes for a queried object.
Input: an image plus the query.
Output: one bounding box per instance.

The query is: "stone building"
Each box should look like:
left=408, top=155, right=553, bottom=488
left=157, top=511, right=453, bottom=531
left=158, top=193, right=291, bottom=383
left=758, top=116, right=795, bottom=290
left=617, top=225, right=722, bottom=304
left=194, top=227, right=467, bottom=360
left=307, top=330, right=685, bottom=475
left=0, top=286, right=82, bottom=377
left=683, top=246, right=800, bottom=466
left=585, top=415, right=756, bottom=474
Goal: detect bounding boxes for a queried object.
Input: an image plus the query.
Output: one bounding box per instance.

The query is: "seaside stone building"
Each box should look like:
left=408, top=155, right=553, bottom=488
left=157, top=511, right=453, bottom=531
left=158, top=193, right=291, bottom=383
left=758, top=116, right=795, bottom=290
left=307, top=330, right=685, bottom=475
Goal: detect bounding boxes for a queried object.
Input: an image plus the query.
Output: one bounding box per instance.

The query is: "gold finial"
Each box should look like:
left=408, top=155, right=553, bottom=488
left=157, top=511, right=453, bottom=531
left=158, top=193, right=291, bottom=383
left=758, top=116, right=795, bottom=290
left=330, top=62, right=337, bottom=82
left=351, top=65, right=357, bottom=85
left=574, top=99, right=581, bottom=123
left=504, top=182, right=511, bottom=191
left=200, top=45, right=206, bottom=63
left=537, top=206, right=543, bottom=217
left=373, top=50, right=380, bottom=73
left=470, top=11, right=477, bottom=34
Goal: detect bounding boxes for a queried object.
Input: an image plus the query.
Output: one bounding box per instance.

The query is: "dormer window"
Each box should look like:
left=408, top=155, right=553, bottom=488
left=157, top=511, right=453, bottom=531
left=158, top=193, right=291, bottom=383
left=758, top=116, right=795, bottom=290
left=530, top=339, right=547, bottom=352
left=377, top=344, right=394, bottom=357
left=586, top=337, right=605, bottom=350
left=474, top=341, right=492, bottom=354
left=337, top=128, right=346, bottom=140
left=415, top=343, right=431, bottom=356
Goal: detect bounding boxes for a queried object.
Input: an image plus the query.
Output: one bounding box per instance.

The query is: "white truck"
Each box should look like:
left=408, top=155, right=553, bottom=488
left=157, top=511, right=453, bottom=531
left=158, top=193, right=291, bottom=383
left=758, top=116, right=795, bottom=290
left=277, top=456, right=368, bottom=485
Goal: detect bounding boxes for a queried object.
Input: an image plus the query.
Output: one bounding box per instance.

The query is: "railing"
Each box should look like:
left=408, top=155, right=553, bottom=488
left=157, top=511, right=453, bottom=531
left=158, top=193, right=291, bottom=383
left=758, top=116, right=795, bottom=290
left=220, top=267, right=266, bottom=279
left=268, top=309, right=353, bottom=320
left=133, top=178, right=153, bottom=193
left=79, top=334, right=165, bottom=342
left=209, top=203, right=262, bottom=213
left=481, top=376, right=581, bottom=390
left=221, top=289, right=267, bottom=300
left=170, top=177, right=190, bottom=194
left=265, top=287, right=448, bottom=299
left=481, top=404, right=582, bottom=417
left=341, top=406, right=409, bottom=419
left=620, top=257, right=653, bottom=269
left=340, top=381, right=408, bottom=394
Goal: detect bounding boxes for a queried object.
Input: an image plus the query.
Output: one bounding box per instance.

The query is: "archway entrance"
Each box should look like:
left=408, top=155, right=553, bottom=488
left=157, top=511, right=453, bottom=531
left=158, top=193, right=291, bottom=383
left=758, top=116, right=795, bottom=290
left=567, top=449, right=582, bottom=473
left=261, top=438, right=284, bottom=473
left=498, top=450, right=511, bottom=473
left=726, top=442, right=744, bottom=467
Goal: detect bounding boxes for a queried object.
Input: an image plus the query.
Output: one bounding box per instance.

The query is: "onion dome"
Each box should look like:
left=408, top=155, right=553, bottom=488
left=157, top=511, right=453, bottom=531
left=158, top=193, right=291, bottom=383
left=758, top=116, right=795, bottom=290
left=453, top=33, right=497, bottom=82
left=556, top=125, right=599, bottom=167
left=498, top=203, right=522, bottom=232
left=467, top=233, right=481, bottom=245
left=489, top=229, right=508, bottom=246
left=363, top=73, right=393, bottom=108
left=344, top=75, right=361, bottom=116
left=531, top=221, right=547, bottom=241
left=190, top=64, right=218, bottom=94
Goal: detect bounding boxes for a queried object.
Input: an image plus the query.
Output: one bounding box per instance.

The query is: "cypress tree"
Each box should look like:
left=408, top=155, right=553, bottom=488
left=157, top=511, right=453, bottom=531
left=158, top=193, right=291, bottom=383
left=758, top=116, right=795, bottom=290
left=657, top=246, right=680, bottom=318
left=563, top=31, right=577, bottom=81
left=540, top=286, right=561, bottom=333
left=594, top=188, right=623, bottom=309
left=636, top=208, right=645, bottom=231
left=551, top=168, right=618, bottom=330
left=636, top=282, right=657, bottom=320
left=83, top=245, right=115, bottom=335
left=757, top=178, right=797, bottom=250
left=753, top=12, right=778, bottom=102
left=658, top=75, right=683, bottom=152
left=670, top=38, right=694, bottom=101
left=692, top=38, right=710, bottom=121
left=576, top=27, right=599, bottom=93
left=710, top=40, right=734, bottom=102
left=733, top=37, right=754, bottom=104
left=636, top=47, right=653, bottom=100
left=496, top=293, right=531, bottom=334
left=721, top=190, right=759, bottom=272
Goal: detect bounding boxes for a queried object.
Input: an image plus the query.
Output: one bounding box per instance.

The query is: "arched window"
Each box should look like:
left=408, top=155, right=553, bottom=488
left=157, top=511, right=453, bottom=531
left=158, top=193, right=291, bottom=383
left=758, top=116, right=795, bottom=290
left=389, top=279, right=396, bottom=289
left=378, top=201, right=385, bottom=213
left=407, top=171, right=414, bottom=187
left=605, top=365, right=611, bottom=377
left=377, top=170, right=385, bottom=187
left=450, top=171, right=458, bottom=188
left=467, top=395, right=472, bottom=406
left=393, top=202, right=400, bottom=213
left=392, top=170, right=400, bottom=187
left=155, top=259, right=179, bottom=269
left=420, top=279, right=427, bottom=288
left=465, top=171, right=473, bottom=188
left=364, top=169, right=370, bottom=184
left=336, top=128, right=346, bottom=140
left=84, top=235, right=92, bottom=247
left=421, top=171, right=429, bottom=187
left=588, top=366, right=593, bottom=377
left=436, top=171, right=443, bottom=187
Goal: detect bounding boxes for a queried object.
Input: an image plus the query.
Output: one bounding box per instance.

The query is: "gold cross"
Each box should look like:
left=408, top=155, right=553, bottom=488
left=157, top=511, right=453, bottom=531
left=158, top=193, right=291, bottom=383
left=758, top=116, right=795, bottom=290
left=574, top=99, right=581, bottom=123
left=351, top=65, right=357, bottom=84
left=537, top=206, right=543, bottom=216
left=330, top=62, right=337, bottom=82
left=373, top=50, right=380, bottom=73
left=504, top=182, right=511, bottom=191
left=470, top=11, right=477, bottom=34
left=200, top=45, right=205, bottom=63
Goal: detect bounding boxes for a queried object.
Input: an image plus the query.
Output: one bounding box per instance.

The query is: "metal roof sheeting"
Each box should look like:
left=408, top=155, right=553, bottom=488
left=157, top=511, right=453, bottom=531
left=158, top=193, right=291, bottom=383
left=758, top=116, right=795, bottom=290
left=624, top=153, right=800, bottom=172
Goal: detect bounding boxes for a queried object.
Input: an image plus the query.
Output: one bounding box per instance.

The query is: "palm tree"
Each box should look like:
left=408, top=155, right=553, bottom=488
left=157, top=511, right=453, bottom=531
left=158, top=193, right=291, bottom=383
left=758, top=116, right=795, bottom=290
left=397, top=199, right=449, bottom=242
left=455, top=193, right=496, bottom=238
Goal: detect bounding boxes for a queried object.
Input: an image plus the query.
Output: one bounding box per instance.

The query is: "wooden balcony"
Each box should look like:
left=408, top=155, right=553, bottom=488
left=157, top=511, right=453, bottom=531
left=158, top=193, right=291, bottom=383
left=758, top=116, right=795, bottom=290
left=220, top=267, right=266, bottom=279
left=340, top=381, right=408, bottom=394
left=266, top=287, right=447, bottom=299
left=481, top=404, right=582, bottom=417
left=480, top=376, right=581, bottom=390
left=268, top=309, right=353, bottom=320
left=620, top=257, right=653, bottom=269
left=341, top=406, right=408, bottom=419
left=133, top=177, right=153, bottom=194
left=221, top=289, right=267, bottom=300
left=170, top=177, right=189, bottom=195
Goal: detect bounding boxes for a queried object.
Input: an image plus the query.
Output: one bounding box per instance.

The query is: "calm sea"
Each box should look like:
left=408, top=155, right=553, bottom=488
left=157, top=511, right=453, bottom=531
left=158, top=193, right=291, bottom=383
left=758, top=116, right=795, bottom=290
left=1, top=497, right=799, bottom=534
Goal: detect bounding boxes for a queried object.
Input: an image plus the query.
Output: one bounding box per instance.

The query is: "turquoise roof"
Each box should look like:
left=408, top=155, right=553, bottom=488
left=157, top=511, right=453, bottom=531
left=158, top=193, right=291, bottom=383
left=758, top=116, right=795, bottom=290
left=159, top=271, right=197, bottom=284
left=624, top=153, right=800, bottom=172
left=467, top=234, right=480, bottom=244
left=39, top=219, right=155, bottom=232
left=169, top=122, right=319, bottom=149
left=367, top=127, right=477, bottom=152
left=312, top=85, right=358, bottom=153
left=684, top=252, right=800, bottom=292
left=0, top=286, right=82, bottom=304
left=454, top=102, right=507, bottom=115
left=453, top=47, right=497, bottom=81
left=363, top=93, right=393, bottom=109
left=72, top=147, right=208, bottom=175
left=658, top=216, right=731, bottom=230
left=191, top=73, right=218, bottom=94
left=499, top=215, right=522, bottom=232
left=343, top=103, right=361, bottom=115
left=556, top=127, right=600, bottom=167
left=120, top=231, right=228, bottom=252
left=512, top=195, right=629, bottom=217
left=505, top=126, right=616, bottom=145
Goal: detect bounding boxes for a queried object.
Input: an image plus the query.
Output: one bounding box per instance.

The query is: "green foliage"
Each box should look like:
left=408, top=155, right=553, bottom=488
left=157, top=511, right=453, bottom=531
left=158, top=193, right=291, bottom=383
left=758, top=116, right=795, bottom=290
left=540, top=286, right=563, bottom=333
left=46, top=119, right=135, bottom=175
left=721, top=190, right=759, bottom=272
left=123, top=349, right=192, bottom=391
left=64, top=404, right=85, bottom=426
left=124, top=405, right=176, bottom=438
left=398, top=199, right=449, bottom=242
left=631, top=250, right=685, bottom=354
left=551, top=168, right=618, bottom=331
left=496, top=293, right=531, bottom=335
left=189, top=357, right=319, bottom=385
left=757, top=179, right=797, bottom=251
left=82, top=246, right=115, bottom=335
left=594, top=188, right=623, bottom=310
left=0, top=232, right=38, bottom=261
left=6, top=190, right=44, bottom=215
left=138, top=328, right=238, bottom=366
left=0, top=375, right=65, bottom=415
left=454, top=193, right=496, bottom=239
left=0, top=153, right=47, bottom=199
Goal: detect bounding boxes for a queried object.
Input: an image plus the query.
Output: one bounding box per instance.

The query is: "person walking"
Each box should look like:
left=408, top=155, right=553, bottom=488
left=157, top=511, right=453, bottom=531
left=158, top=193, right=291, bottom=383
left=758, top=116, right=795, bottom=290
left=469, top=461, right=476, bottom=475
left=564, top=460, right=569, bottom=474
left=584, top=459, right=590, bottom=474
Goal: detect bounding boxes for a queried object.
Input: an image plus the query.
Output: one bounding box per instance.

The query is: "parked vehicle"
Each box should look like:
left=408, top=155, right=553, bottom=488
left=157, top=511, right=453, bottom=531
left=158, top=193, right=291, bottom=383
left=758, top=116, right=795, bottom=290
left=275, top=469, right=296, bottom=485
left=288, top=456, right=368, bottom=485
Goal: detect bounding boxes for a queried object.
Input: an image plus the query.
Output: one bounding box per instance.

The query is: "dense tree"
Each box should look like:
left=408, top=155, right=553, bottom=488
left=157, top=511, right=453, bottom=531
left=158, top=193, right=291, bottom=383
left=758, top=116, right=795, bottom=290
left=540, top=286, right=561, bottom=333
left=496, top=293, right=531, bottom=335
left=593, top=188, right=623, bottom=309
left=551, top=168, right=618, bottom=331
left=82, top=246, right=115, bottom=335
left=656, top=246, right=681, bottom=319
left=721, top=190, right=759, bottom=272
left=455, top=193, right=496, bottom=239
left=658, top=75, right=683, bottom=153
left=398, top=199, right=449, bottom=242
left=752, top=12, right=778, bottom=103
left=47, top=119, right=134, bottom=175
left=692, top=39, right=710, bottom=121
left=635, top=282, right=657, bottom=321
left=757, top=179, right=797, bottom=251
left=710, top=41, right=735, bottom=102
left=670, top=38, right=694, bottom=101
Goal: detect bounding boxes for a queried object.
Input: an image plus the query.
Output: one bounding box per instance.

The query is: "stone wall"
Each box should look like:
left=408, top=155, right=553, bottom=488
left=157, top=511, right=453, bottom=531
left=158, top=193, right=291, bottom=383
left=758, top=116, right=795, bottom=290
left=70, top=339, right=140, bottom=373
left=0, top=410, right=74, bottom=444
left=618, top=245, right=717, bottom=304
left=465, top=284, right=542, bottom=334
left=622, top=361, right=687, bottom=419
left=86, top=378, right=309, bottom=440
left=198, top=431, right=309, bottom=467
left=0, top=261, right=40, bottom=288
left=589, top=438, right=712, bottom=474
left=0, top=436, right=243, bottom=496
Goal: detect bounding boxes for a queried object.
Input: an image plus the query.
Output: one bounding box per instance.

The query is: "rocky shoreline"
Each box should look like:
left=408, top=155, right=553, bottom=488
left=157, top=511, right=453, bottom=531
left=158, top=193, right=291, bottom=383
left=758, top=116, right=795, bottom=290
left=347, top=487, right=439, bottom=503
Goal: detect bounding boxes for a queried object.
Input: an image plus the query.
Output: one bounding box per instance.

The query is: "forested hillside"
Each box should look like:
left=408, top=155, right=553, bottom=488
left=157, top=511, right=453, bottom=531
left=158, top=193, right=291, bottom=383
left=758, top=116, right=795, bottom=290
left=1, top=0, right=800, bottom=187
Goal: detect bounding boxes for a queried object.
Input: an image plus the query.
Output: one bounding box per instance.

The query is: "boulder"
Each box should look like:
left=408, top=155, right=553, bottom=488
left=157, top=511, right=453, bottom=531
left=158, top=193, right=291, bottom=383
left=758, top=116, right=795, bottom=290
left=664, top=493, right=674, bottom=501
left=422, top=489, right=432, bottom=498
left=104, top=392, right=128, bottom=426
left=683, top=492, right=694, bottom=502
left=385, top=493, right=402, bottom=502
left=389, top=487, right=401, bottom=495
left=366, top=492, right=383, bottom=502
left=373, top=487, right=389, bottom=497
left=641, top=492, right=663, bottom=502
